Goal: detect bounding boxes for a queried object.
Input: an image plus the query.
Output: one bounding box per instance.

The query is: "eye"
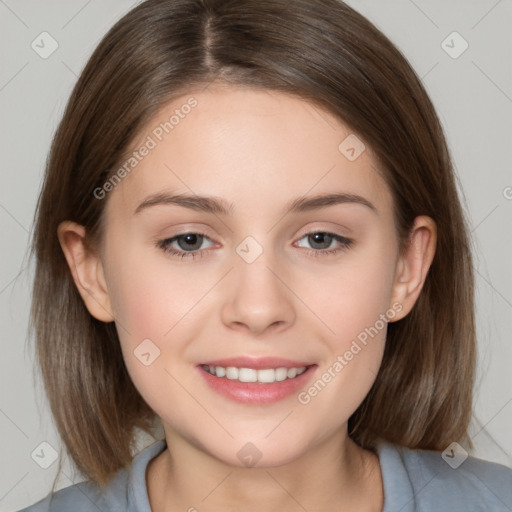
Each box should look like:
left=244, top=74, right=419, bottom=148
left=295, top=231, right=353, bottom=257
left=157, top=230, right=353, bottom=260
left=157, top=232, right=214, bottom=260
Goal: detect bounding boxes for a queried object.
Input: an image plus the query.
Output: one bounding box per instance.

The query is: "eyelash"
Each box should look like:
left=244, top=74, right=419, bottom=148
left=156, top=231, right=353, bottom=260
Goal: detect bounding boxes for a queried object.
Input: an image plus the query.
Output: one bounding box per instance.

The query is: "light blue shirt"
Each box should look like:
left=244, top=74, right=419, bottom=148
left=16, top=438, right=512, bottom=511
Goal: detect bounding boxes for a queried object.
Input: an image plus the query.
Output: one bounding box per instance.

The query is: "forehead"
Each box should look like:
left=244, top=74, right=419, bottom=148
left=105, top=85, right=392, bottom=221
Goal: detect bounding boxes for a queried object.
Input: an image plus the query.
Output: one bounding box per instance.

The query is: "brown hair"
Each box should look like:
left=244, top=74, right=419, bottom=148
left=30, top=0, right=475, bottom=491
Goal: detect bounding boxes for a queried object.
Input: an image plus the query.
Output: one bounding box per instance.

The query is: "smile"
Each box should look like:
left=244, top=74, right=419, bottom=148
left=201, top=364, right=308, bottom=383
left=197, top=359, right=317, bottom=404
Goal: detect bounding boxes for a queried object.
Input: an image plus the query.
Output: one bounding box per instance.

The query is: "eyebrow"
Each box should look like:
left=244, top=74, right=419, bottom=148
left=134, top=191, right=378, bottom=216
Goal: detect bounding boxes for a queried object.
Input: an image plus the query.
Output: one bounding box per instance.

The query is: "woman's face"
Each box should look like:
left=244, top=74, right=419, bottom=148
left=99, top=85, right=405, bottom=466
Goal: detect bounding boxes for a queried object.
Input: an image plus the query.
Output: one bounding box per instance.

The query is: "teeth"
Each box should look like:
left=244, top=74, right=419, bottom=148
left=202, top=365, right=307, bottom=383
left=275, top=367, right=288, bottom=381
left=239, top=368, right=257, bottom=382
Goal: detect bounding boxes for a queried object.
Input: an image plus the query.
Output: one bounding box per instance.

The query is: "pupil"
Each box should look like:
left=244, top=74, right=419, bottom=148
left=310, top=233, right=332, bottom=249
left=179, top=234, right=202, bottom=251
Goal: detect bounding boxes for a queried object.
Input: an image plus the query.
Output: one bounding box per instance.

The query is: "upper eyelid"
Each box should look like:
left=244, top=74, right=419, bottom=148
left=163, top=227, right=350, bottom=239
left=161, top=221, right=352, bottom=239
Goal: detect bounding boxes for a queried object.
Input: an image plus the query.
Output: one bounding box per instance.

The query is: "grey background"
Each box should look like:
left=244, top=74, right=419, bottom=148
left=1, top=0, right=511, bottom=510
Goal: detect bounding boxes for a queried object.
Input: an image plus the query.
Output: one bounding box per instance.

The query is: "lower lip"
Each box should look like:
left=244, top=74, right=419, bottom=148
left=197, top=365, right=318, bottom=404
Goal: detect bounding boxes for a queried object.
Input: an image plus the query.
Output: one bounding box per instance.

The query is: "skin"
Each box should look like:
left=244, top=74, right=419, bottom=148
left=58, top=84, right=436, bottom=512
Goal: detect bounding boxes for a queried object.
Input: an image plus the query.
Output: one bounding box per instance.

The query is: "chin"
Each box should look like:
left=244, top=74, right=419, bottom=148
left=200, top=434, right=310, bottom=469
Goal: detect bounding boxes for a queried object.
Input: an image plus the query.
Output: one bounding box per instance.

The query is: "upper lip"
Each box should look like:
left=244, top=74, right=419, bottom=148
left=199, top=357, right=315, bottom=369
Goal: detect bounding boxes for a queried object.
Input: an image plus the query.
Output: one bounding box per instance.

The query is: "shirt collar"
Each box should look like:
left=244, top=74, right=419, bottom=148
left=126, top=437, right=417, bottom=512
left=128, top=438, right=167, bottom=512
left=376, top=439, right=416, bottom=512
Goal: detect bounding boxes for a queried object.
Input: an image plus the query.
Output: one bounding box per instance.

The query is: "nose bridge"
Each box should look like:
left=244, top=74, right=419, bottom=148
left=221, top=234, right=295, bottom=334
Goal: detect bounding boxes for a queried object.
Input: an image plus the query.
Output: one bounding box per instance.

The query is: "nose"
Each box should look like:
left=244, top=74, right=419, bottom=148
left=220, top=249, right=296, bottom=336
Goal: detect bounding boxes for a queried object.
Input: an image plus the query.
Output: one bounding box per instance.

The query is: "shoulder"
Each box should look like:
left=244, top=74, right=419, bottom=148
left=13, top=479, right=116, bottom=512
left=13, top=466, right=133, bottom=512
left=376, top=440, right=512, bottom=511
left=14, top=439, right=167, bottom=512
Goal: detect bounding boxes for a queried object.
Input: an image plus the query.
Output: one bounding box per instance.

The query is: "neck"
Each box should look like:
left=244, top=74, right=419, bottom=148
left=147, top=428, right=384, bottom=512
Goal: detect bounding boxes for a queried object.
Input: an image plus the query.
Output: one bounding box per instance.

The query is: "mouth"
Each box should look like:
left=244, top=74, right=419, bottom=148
left=201, top=364, right=308, bottom=383
left=196, top=357, right=317, bottom=404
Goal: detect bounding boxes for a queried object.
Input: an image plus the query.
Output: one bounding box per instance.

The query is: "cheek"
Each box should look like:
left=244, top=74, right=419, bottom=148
left=113, top=274, right=167, bottom=341
left=107, top=247, right=201, bottom=341
left=106, top=250, right=216, bottom=390
left=308, top=245, right=397, bottom=349
left=108, top=266, right=194, bottom=419
left=104, top=252, right=178, bottom=374
left=293, top=246, right=396, bottom=422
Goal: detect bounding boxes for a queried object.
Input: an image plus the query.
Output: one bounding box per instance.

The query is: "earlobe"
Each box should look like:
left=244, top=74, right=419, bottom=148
left=389, top=216, right=437, bottom=322
left=57, top=221, right=115, bottom=323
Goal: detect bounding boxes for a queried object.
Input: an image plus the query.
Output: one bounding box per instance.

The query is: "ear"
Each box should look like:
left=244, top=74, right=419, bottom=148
left=57, top=221, right=115, bottom=322
left=389, top=215, right=437, bottom=322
